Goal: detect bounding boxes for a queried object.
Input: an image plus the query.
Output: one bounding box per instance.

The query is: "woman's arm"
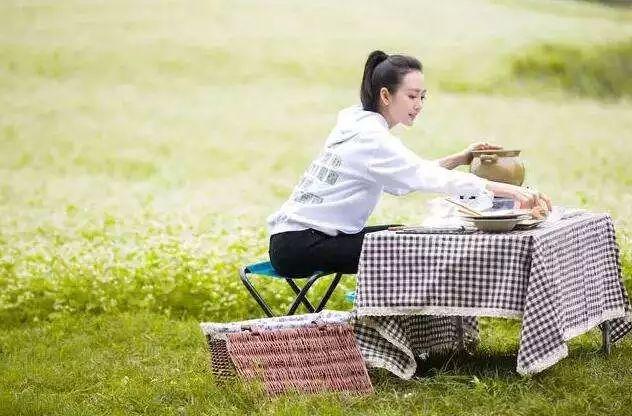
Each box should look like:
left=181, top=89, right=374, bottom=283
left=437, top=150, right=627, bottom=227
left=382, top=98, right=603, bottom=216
left=367, top=135, right=553, bottom=214
left=436, top=152, right=468, bottom=170
left=436, top=141, right=502, bottom=170
left=367, top=135, right=489, bottom=197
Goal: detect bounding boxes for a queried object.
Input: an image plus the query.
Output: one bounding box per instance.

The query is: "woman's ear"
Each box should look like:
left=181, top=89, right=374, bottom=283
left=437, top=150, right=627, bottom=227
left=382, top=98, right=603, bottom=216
left=379, top=87, right=390, bottom=107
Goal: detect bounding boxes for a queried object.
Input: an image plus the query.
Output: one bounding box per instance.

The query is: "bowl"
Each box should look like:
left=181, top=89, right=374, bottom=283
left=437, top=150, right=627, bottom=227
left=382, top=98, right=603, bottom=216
left=470, top=217, right=521, bottom=232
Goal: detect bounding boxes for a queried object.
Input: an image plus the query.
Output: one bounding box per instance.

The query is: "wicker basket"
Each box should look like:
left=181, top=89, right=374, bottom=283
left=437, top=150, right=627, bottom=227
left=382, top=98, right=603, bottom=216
left=200, top=311, right=373, bottom=395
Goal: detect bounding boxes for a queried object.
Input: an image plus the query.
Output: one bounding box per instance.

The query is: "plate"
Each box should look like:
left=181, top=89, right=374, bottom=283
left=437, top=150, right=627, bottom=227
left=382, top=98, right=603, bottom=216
left=461, top=213, right=530, bottom=220
left=468, top=217, right=521, bottom=232
left=460, top=208, right=531, bottom=220
left=514, top=218, right=545, bottom=230
left=462, top=214, right=526, bottom=220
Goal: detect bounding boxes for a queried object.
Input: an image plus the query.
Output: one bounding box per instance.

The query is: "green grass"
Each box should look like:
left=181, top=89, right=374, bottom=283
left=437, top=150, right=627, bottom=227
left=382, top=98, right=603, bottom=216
left=443, top=39, right=632, bottom=99
left=1, top=0, right=632, bottom=414
left=580, top=0, right=632, bottom=7
left=2, top=313, right=631, bottom=416
left=511, top=40, right=632, bottom=99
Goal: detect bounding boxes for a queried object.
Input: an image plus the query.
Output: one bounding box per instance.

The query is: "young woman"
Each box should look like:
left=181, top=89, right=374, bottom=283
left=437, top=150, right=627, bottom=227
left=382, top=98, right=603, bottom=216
left=267, top=50, right=551, bottom=277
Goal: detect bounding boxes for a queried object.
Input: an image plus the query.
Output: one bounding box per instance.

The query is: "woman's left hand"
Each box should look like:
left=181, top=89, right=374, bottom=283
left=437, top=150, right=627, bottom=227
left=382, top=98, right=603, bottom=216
left=461, top=141, right=503, bottom=165
left=485, top=181, right=553, bottom=217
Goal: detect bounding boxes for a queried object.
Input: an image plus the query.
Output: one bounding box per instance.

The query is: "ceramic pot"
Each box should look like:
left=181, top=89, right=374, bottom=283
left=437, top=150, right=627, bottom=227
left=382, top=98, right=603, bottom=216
left=470, top=149, right=525, bottom=186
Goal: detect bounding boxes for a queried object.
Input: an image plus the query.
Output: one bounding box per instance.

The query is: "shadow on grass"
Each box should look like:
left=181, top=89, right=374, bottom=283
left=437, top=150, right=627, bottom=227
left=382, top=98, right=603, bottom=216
left=367, top=350, right=520, bottom=391
left=416, top=350, right=519, bottom=379
left=371, top=340, right=611, bottom=388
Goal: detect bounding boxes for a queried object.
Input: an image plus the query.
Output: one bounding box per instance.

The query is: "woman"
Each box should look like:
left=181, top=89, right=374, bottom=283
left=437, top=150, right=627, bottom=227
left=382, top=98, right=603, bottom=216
left=267, top=50, right=551, bottom=277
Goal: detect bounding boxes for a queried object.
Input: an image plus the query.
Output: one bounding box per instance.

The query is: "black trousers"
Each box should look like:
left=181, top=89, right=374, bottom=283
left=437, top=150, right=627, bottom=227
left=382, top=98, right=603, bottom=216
left=268, top=225, right=397, bottom=277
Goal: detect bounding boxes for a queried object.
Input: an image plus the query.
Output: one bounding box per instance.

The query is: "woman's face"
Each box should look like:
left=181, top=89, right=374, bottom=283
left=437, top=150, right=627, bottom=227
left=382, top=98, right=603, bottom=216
left=379, top=70, right=426, bottom=128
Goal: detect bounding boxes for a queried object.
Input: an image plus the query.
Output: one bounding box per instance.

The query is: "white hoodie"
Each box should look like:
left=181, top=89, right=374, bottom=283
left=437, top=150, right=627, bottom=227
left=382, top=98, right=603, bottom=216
left=267, top=105, right=488, bottom=236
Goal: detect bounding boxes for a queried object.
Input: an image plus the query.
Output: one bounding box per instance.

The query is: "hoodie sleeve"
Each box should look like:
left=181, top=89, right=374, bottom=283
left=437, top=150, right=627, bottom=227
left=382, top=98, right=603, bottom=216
left=367, top=134, right=488, bottom=196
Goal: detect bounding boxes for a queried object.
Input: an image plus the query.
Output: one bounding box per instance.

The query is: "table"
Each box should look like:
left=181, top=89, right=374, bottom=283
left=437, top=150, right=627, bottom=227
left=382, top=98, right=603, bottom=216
left=352, top=213, right=632, bottom=378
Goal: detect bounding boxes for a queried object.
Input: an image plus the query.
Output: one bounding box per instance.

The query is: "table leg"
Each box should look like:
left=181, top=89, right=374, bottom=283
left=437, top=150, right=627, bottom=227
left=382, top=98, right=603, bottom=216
left=601, top=320, right=612, bottom=356
left=455, top=316, right=465, bottom=351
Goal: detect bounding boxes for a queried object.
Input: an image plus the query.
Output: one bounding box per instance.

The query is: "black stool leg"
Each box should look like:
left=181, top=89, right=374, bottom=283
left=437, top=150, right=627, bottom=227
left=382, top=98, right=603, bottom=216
left=240, top=267, right=345, bottom=317
left=316, top=273, right=343, bottom=312
left=287, top=272, right=328, bottom=315
left=239, top=267, right=275, bottom=317
left=285, top=278, right=316, bottom=313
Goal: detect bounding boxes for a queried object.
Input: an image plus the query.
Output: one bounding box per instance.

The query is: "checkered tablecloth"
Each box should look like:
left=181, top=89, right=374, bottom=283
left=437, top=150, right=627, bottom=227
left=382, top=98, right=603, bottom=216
left=353, top=213, right=632, bottom=377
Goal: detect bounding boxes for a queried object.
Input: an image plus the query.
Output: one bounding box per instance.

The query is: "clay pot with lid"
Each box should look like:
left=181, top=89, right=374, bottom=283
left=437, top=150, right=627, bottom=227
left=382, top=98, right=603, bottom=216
left=470, top=149, right=525, bottom=186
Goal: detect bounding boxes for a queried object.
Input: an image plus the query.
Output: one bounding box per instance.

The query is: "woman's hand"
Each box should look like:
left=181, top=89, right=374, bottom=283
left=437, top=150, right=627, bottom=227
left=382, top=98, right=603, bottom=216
left=485, top=181, right=553, bottom=216
left=437, top=141, right=503, bottom=170
left=460, top=141, right=503, bottom=165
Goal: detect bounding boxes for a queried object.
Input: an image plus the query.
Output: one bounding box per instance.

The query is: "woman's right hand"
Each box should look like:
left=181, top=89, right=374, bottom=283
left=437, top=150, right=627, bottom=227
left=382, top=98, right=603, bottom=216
left=485, top=181, right=552, bottom=216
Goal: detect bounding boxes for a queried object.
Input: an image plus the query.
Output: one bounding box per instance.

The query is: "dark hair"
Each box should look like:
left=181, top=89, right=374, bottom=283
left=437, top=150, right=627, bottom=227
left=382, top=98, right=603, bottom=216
left=360, top=50, right=423, bottom=112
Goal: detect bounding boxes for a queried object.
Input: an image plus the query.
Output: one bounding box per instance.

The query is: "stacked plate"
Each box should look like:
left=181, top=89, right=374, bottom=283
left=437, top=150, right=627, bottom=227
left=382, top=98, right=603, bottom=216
left=444, top=198, right=545, bottom=232
left=460, top=210, right=541, bottom=232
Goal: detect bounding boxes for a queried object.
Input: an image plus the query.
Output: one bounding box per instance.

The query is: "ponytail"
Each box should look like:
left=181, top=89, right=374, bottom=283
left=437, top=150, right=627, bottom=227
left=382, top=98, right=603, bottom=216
left=360, top=51, right=389, bottom=112
left=359, top=50, right=423, bottom=112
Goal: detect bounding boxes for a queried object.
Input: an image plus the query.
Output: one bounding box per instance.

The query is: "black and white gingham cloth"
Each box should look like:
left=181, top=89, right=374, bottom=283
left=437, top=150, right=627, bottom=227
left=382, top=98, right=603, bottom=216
left=353, top=213, right=632, bottom=376
left=353, top=315, right=479, bottom=379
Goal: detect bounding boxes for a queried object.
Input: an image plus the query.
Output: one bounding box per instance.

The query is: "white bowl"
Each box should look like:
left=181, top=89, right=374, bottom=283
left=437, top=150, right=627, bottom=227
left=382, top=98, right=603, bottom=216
left=470, top=217, right=521, bottom=232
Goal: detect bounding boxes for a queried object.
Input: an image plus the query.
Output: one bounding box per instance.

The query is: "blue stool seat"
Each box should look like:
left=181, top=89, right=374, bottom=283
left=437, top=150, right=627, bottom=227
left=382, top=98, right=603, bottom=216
left=240, top=260, right=344, bottom=317
left=245, top=261, right=326, bottom=279
left=245, top=261, right=283, bottom=278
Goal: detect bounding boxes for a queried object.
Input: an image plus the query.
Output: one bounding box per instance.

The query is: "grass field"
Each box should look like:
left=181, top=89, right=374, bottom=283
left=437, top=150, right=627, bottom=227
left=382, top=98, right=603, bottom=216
left=1, top=0, right=632, bottom=414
